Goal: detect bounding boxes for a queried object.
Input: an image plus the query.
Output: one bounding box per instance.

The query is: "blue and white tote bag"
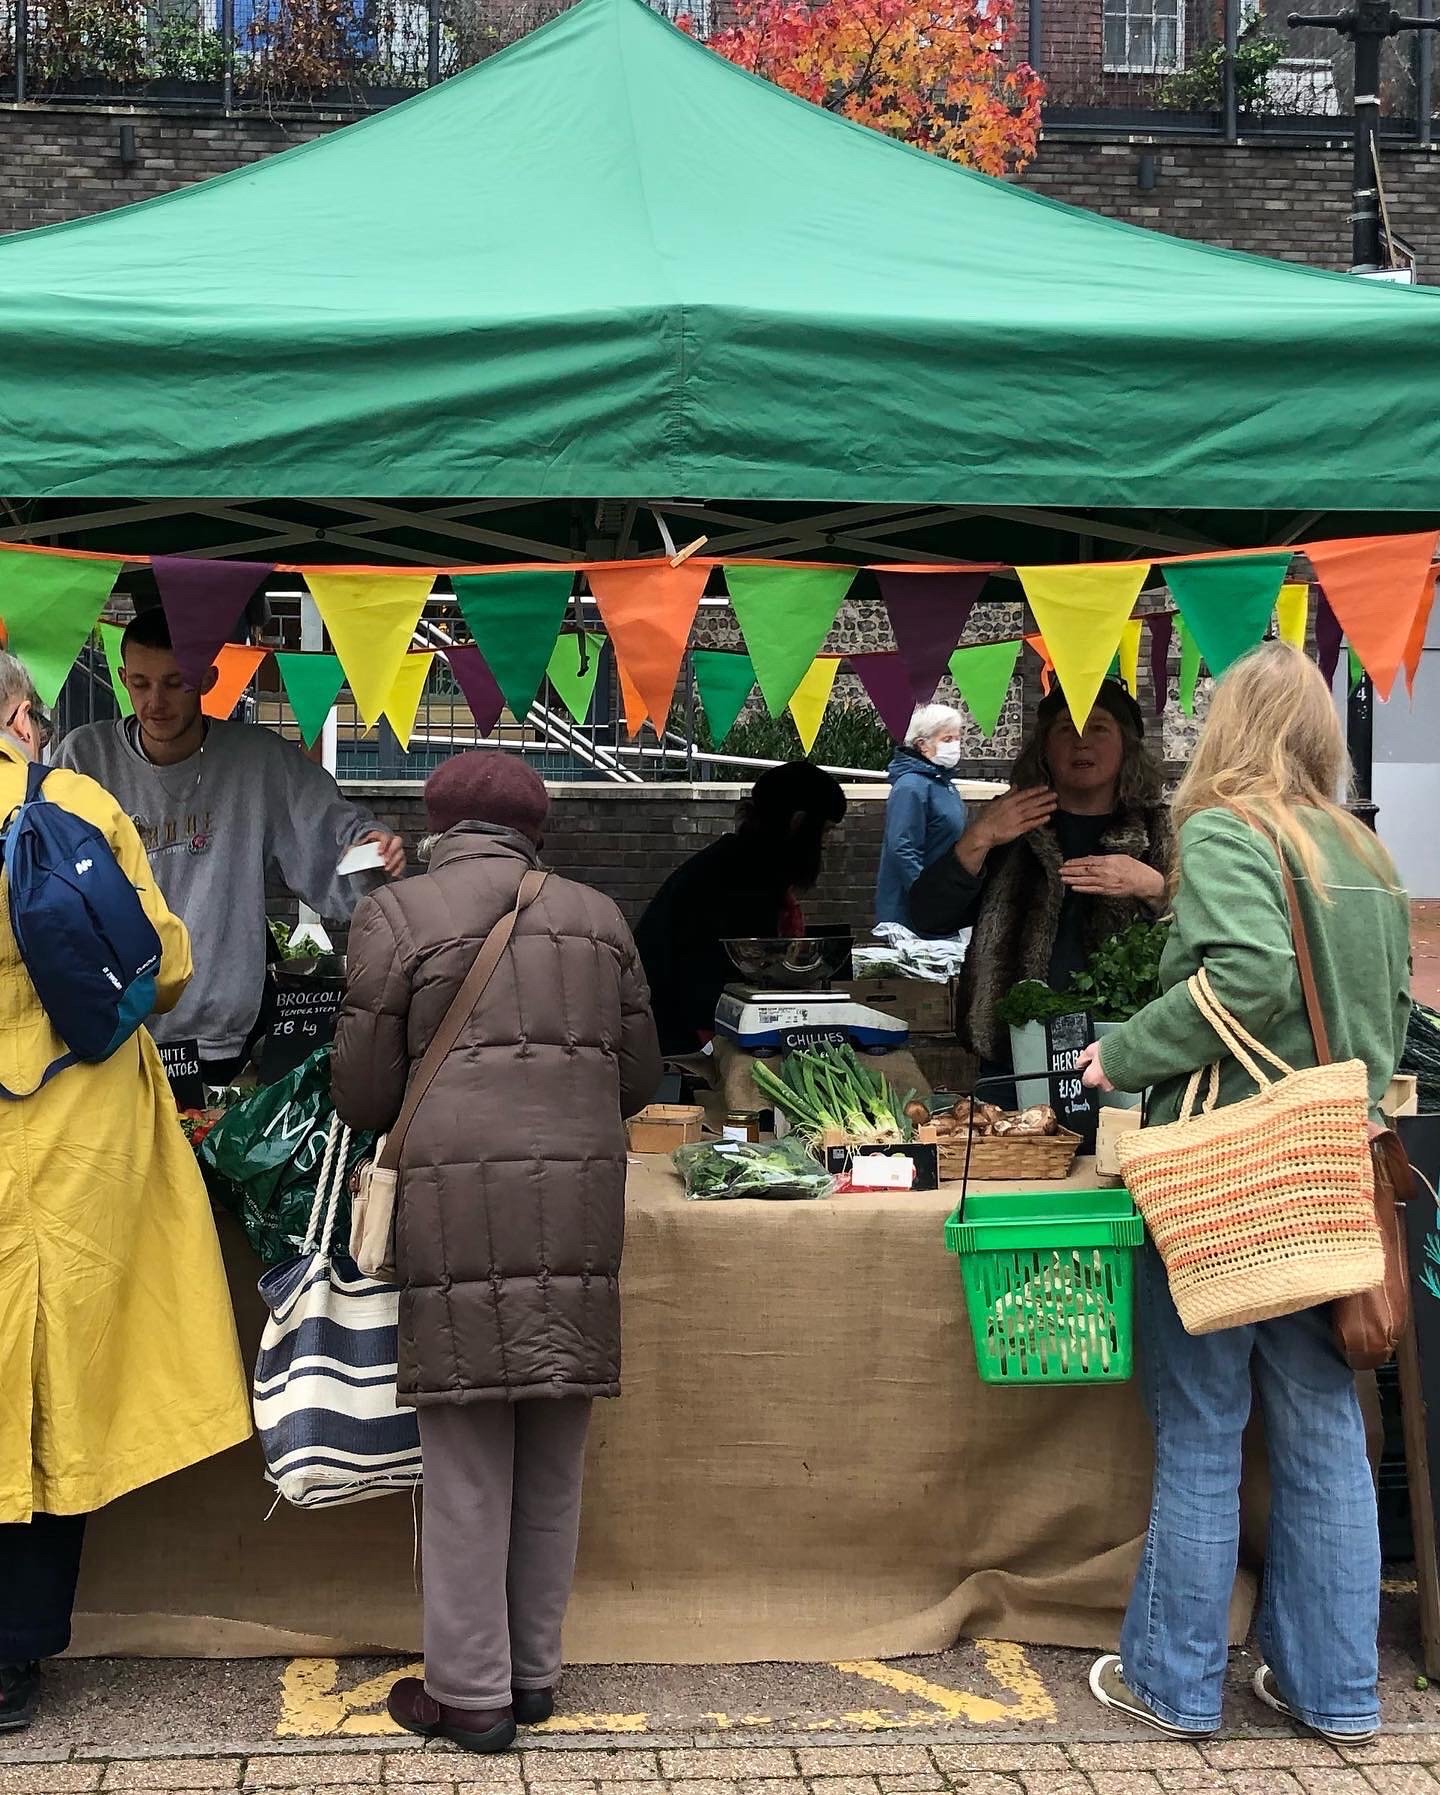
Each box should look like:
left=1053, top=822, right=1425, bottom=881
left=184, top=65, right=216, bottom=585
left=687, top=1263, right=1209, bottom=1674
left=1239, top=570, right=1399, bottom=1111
left=254, top=1116, right=422, bottom=1508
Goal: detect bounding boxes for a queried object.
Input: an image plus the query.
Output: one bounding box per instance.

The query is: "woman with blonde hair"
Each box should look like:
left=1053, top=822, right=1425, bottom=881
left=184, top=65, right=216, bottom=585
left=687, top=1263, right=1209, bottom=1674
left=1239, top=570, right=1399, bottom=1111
left=1079, top=642, right=1411, bottom=1745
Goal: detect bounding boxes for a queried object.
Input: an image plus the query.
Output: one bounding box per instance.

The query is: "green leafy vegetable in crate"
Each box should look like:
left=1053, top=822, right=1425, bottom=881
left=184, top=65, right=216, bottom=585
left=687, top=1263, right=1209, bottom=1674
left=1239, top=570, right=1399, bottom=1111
left=750, top=1043, right=915, bottom=1147
left=673, top=1138, right=832, bottom=1201
left=1401, top=1002, right=1440, bottom=1113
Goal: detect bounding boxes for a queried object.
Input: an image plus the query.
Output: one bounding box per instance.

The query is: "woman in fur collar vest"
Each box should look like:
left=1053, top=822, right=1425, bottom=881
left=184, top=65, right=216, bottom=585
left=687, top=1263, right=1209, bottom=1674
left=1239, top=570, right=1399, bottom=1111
left=910, top=681, right=1173, bottom=1068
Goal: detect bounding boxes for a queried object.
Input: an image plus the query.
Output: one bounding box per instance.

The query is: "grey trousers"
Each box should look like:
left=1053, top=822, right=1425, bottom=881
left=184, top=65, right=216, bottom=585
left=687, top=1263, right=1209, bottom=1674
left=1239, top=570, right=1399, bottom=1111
left=417, top=1397, right=592, bottom=1710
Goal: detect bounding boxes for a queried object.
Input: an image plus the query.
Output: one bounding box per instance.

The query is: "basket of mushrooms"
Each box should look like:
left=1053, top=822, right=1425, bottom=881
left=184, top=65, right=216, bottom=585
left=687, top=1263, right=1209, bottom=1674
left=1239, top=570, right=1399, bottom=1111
left=916, top=1097, right=1083, bottom=1183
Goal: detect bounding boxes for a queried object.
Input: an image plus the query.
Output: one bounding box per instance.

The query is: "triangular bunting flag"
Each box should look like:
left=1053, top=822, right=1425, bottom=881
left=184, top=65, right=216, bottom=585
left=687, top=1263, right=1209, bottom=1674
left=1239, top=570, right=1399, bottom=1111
left=1117, top=619, right=1143, bottom=702
left=442, top=645, right=506, bottom=737
left=788, top=657, right=840, bottom=755
left=691, top=649, right=758, bottom=744
left=949, top=640, right=1022, bottom=738
left=383, top=652, right=435, bottom=749
left=1306, top=531, right=1440, bottom=701
left=848, top=653, right=916, bottom=742
left=1275, top=582, right=1309, bottom=652
left=98, top=623, right=133, bottom=718
left=1348, top=646, right=1365, bottom=696
left=1148, top=614, right=1174, bottom=717
left=1316, top=594, right=1344, bottom=687
left=0, top=548, right=123, bottom=706
left=726, top=566, right=856, bottom=717
left=1024, top=633, right=1054, bottom=696
left=1016, top=563, right=1150, bottom=731
left=546, top=633, right=606, bottom=726
left=1161, top=552, right=1292, bottom=680
left=451, top=570, right=574, bottom=721
left=306, top=573, right=433, bottom=726
left=275, top=652, right=345, bottom=749
left=876, top=571, right=988, bottom=702
left=151, top=556, right=271, bottom=690
left=201, top=644, right=267, bottom=720
left=589, top=563, right=708, bottom=740
left=1178, top=620, right=1203, bottom=717
left=618, top=659, right=649, bottom=739
left=1405, top=573, right=1437, bottom=697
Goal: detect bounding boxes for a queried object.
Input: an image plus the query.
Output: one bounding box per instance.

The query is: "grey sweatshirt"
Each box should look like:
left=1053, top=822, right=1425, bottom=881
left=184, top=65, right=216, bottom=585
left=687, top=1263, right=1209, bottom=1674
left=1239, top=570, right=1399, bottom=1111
left=57, top=718, right=381, bottom=1059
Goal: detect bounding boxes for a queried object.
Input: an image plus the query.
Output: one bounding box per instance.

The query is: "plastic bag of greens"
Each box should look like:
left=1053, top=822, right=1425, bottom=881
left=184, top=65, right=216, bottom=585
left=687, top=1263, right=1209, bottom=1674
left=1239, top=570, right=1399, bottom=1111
left=199, top=1046, right=374, bottom=1263
left=673, top=1137, right=832, bottom=1201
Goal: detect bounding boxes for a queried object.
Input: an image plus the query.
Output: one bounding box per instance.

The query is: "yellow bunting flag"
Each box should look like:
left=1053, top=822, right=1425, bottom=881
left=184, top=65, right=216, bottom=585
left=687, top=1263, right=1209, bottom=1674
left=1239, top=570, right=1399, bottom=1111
left=1118, top=618, right=1143, bottom=701
left=1275, top=582, right=1309, bottom=651
left=787, top=656, right=840, bottom=755
left=201, top=644, right=268, bottom=719
left=383, top=652, right=434, bottom=749
left=306, top=573, right=433, bottom=726
left=1016, top=563, right=1151, bottom=731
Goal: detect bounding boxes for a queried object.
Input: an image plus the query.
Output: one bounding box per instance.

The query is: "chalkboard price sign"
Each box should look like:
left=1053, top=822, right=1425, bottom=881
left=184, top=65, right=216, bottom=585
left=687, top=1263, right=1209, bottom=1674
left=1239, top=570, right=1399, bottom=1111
left=1044, top=1009, right=1100, bottom=1149
left=157, top=1037, right=204, bottom=1112
left=256, top=972, right=345, bottom=1084
left=1397, top=1115, right=1440, bottom=1676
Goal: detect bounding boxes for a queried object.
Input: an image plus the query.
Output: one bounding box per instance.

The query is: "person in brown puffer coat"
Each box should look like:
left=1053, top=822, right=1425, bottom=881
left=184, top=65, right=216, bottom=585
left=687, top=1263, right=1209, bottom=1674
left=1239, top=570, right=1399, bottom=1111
left=332, top=751, right=660, bottom=1758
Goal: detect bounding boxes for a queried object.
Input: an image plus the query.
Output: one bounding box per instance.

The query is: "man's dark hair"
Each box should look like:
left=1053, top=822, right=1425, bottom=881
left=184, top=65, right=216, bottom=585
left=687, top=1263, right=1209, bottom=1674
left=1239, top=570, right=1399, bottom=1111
left=120, top=606, right=174, bottom=660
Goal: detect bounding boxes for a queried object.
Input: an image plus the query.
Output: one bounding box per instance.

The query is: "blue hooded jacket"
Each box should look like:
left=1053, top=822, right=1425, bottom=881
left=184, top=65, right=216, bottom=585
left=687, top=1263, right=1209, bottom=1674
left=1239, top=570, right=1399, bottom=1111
left=875, top=750, right=968, bottom=930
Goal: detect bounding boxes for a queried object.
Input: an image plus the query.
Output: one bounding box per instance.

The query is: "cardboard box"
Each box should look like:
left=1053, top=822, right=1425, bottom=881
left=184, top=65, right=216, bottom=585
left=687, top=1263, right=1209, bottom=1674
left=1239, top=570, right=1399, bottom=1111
left=1383, top=1073, right=1419, bottom=1119
left=1095, top=1106, right=1142, bottom=1177
left=627, top=1104, right=707, bottom=1154
left=849, top=976, right=955, bottom=1037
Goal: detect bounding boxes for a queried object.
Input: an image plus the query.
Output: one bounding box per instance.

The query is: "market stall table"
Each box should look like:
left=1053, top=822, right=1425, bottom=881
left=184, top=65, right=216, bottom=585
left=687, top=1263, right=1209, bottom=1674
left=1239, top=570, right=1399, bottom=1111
left=68, top=1153, right=1254, bottom=1663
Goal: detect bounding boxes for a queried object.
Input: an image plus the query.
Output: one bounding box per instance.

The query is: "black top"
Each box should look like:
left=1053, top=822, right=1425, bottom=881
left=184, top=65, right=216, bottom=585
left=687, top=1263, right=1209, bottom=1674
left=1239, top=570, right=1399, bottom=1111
left=634, top=832, right=793, bottom=1055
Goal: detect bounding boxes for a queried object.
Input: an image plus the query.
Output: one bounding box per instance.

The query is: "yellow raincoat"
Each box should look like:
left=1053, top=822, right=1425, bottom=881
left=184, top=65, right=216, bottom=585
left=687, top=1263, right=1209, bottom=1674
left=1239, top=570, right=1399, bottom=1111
left=0, top=739, right=251, bottom=1523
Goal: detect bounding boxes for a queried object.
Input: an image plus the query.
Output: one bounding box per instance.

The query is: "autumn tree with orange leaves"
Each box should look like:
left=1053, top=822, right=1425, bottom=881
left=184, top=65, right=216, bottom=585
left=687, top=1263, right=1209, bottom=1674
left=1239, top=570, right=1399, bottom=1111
left=701, top=0, right=1042, bottom=177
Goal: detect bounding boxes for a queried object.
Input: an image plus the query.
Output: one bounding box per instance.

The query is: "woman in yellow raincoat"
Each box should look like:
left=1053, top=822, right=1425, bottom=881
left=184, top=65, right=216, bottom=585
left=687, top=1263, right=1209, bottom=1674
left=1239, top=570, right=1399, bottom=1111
left=0, top=652, right=251, bottom=1734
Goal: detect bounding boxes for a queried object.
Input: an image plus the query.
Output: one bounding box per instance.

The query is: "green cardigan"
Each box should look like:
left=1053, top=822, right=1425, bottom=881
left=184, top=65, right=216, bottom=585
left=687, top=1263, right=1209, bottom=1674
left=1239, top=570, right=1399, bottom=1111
left=1099, top=807, right=1411, bottom=1124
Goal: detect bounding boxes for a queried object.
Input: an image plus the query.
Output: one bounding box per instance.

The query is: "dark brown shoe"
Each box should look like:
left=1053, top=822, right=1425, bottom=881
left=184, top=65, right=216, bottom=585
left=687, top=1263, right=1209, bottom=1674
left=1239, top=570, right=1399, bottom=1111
left=386, top=1676, right=516, bottom=1754
left=513, top=1687, right=554, bottom=1726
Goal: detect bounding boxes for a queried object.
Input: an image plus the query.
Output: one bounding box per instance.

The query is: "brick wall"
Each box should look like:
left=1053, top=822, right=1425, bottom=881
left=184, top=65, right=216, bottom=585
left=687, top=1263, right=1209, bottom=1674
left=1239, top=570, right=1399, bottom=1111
left=3, top=100, right=1434, bottom=275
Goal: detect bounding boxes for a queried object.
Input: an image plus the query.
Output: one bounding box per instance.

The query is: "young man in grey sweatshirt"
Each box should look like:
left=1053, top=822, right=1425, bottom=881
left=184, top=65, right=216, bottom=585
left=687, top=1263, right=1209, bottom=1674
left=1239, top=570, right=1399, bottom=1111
left=57, top=607, right=406, bottom=1082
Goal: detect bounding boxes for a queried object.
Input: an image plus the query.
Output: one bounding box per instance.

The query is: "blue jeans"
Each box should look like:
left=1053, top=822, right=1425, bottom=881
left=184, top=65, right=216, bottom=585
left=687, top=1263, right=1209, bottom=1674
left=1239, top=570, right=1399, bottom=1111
left=1120, top=1243, right=1380, bottom=1736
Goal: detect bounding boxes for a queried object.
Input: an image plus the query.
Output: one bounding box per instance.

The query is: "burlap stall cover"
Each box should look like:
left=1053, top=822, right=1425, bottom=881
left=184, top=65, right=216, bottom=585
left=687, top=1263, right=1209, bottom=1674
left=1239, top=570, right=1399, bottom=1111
left=712, top=1038, right=932, bottom=1114
left=1116, top=970, right=1383, bottom=1336
left=69, top=1162, right=1262, bottom=1662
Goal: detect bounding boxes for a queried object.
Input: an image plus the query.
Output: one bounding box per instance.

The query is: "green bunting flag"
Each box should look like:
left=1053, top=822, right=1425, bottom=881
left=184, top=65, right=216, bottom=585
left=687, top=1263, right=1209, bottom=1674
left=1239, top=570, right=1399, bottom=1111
left=546, top=632, right=606, bottom=725
left=1161, top=552, right=1292, bottom=679
left=275, top=652, right=346, bottom=749
left=0, top=549, right=123, bottom=706
left=725, top=566, right=856, bottom=717
left=948, top=640, right=1021, bottom=738
left=98, top=623, right=133, bottom=717
left=691, top=649, right=756, bottom=744
left=1178, top=619, right=1203, bottom=717
left=1348, top=645, right=1365, bottom=694
left=452, top=570, right=574, bottom=721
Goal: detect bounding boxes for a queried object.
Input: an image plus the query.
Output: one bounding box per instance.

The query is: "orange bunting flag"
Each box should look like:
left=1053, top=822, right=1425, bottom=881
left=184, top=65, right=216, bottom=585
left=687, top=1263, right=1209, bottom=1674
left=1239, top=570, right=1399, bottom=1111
left=1016, top=563, right=1151, bottom=731
left=1405, top=571, right=1437, bottom=697
left=1305, top=531, right=1440, bottom=702
left=201, top=644, right=267, bottom=719
left=588, top=563, right=709, bottom=743
left=617, top=659, right=649, bottom=739
left=1024, top=632, right=1054, bottom=696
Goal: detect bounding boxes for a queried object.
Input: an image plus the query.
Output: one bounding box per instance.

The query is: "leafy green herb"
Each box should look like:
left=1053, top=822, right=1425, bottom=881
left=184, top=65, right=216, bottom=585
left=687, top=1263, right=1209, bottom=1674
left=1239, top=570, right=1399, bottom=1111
left=1068, top=921, right=1169, bottom=1024
left=673, top=1138, right=831, bottom=1201
left=995, top=980, right=1088, bottom=1031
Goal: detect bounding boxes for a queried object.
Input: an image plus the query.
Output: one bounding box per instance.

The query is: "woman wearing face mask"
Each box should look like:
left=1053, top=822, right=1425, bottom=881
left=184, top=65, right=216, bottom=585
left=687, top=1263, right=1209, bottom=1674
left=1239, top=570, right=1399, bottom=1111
left=0, top=652, right=250, bottom=1735
left=910, top=682, right=1172, bottom=1074
left=875, top=705, right=969, bottom=930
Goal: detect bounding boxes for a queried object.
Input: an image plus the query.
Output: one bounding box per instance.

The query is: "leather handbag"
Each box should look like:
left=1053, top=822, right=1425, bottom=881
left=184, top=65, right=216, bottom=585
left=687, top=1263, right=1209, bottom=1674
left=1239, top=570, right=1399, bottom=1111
left=349, top=868, right=549, bottom=1281
left=1279, top=861, right=1414, bottom=1370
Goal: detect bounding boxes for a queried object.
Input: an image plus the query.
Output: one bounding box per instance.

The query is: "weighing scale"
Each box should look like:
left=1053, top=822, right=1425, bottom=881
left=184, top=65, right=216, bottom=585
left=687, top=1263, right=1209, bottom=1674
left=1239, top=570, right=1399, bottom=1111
left=712, top=936, right=910, bottom=1057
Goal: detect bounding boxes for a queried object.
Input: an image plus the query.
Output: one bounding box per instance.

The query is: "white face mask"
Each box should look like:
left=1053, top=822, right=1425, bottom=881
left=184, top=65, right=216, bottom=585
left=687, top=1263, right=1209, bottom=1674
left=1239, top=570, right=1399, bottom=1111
left=930, top=740, right=962, bottom=769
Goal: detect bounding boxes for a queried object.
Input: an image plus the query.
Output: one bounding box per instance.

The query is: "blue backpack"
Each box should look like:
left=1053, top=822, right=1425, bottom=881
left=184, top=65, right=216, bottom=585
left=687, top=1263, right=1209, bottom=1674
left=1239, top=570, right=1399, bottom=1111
left=1, top=761, right=163, bottom=1099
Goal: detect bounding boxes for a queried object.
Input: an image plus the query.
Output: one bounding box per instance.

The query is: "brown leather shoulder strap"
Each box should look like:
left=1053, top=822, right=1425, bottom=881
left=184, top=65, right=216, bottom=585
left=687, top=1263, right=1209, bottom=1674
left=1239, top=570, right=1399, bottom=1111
left=377, top=867, right=548, bottom=1170
left=1278, top=855, right=1333, bottom=1066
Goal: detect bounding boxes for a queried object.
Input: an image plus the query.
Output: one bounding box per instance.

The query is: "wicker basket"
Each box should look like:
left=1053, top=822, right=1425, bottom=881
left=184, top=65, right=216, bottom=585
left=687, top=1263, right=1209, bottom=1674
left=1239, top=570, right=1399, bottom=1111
left=938, top=1127, right=1082, bottom=1184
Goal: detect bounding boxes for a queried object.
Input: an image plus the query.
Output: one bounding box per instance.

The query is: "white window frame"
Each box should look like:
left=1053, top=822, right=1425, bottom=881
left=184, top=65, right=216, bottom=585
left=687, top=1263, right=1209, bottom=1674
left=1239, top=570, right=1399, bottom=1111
left=1102, top=0, right=1186, bottom=75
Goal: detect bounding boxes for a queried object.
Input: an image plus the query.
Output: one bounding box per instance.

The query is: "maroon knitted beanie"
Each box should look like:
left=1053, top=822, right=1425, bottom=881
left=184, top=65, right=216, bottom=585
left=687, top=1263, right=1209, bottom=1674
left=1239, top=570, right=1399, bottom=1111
left=424, top=752, right=549, bottom=845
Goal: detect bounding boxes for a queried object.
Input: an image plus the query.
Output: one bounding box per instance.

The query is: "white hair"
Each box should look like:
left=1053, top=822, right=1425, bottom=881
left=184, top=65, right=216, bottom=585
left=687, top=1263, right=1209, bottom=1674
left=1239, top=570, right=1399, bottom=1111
left=904, top=703, right=964, bottom=751
left=0, top=651, right=41, bottom=725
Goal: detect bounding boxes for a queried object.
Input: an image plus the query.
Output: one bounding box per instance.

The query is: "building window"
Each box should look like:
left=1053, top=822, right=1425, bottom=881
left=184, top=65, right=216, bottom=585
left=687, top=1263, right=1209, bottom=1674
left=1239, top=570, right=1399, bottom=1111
left=1103, top=0, right=1184, bottom=73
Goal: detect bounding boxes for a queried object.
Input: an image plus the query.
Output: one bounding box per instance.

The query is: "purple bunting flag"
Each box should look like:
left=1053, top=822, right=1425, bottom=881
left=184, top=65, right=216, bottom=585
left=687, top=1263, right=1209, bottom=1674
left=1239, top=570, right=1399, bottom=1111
left=877, top=572, right=989, bottom=702
left=444, top=644, right=506, bottom=736
left=1148, top=614, right=1174, bottom=717
left=849, top=652, right=919, bottom=742
left=150, top=557, right=272, bottom=691
left=1315, top=594, right=1344, bottom=687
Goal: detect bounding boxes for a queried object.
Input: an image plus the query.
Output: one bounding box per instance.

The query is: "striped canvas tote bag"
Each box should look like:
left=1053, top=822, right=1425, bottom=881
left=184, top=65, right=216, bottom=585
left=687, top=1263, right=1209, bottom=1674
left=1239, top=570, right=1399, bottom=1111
left=254, top=1117, right=422, bottom=1508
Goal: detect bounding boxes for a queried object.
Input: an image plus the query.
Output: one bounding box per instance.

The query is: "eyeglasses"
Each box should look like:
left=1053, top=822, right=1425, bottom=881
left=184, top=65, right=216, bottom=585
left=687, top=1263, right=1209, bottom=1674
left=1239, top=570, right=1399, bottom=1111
left=3, top=699, right=53, bottom=749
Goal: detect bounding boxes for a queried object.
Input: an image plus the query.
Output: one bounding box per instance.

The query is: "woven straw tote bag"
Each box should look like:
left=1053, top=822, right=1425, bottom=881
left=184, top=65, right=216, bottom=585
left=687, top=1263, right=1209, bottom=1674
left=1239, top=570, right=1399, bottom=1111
left=1114, top=967, right=1383, bottom=1335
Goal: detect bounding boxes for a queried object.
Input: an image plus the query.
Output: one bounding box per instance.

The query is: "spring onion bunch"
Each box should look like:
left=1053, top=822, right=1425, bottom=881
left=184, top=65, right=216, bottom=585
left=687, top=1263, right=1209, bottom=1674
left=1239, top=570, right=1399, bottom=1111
left=751, top=1043, right=915, bottom=1147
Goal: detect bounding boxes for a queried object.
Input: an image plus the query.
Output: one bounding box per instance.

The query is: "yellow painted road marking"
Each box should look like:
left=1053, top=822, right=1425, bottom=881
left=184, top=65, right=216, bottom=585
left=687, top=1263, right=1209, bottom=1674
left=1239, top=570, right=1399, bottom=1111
left=834, top=1645, right=1057, bottom=1727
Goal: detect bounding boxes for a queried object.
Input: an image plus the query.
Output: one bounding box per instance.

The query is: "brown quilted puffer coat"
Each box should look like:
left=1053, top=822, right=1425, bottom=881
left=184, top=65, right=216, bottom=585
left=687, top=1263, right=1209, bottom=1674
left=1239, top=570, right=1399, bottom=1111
left=332, top=824, right=661, bottom=1404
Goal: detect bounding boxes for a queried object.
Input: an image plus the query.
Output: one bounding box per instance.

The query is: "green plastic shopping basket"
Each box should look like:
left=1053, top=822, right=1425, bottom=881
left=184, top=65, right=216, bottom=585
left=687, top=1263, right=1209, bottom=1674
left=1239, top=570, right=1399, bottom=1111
left=944, top=1186, right=1143, bottom=1384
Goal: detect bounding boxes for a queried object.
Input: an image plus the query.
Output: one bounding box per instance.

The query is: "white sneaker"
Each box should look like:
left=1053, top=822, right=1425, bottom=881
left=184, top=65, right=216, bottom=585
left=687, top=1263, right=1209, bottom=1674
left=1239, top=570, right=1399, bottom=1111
left=1251, top=1664, right=1378, bottom=1747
